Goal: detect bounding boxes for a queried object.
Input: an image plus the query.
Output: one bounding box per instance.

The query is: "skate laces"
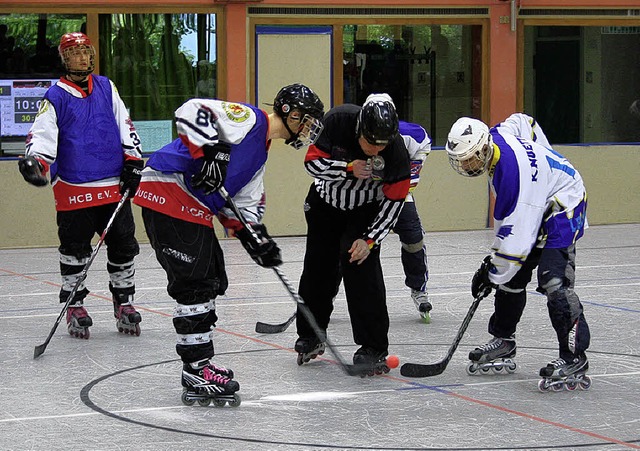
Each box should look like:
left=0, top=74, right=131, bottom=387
left=68, top=306, right=89, bottom=318
left=548, top=358, right=567, bottom=369
left=479, top=337, right=505, bottom=352
left=202, top=366, right=231, bottom=384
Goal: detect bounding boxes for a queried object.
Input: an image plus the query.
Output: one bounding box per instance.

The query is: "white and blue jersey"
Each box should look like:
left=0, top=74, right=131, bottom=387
left=134, top=99, right=270, bottom=230
left=487, top=114, right=587, bottom=285
left=399, top=120, right=431, bottom=200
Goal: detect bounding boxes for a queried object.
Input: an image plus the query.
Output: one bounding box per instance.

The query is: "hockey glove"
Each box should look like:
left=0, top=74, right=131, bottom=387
left=119, top=159, right=144, bottom=197
left=191, top=143, right=231, bottom=195
left=235, top=223, right=282, bottom=268
left=471, top=255, right=497, bottom=299
left=18, top=156, right=48, bottom=187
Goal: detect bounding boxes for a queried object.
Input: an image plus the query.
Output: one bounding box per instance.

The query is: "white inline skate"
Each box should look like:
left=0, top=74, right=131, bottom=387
left=467, top=336, right=517, bottom=375
left=411, top=289, right=432, bottom=324
left=538, top=354, right=591, bottom=392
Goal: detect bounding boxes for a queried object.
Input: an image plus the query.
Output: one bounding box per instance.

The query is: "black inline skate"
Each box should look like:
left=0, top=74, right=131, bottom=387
left=411, top=289, right=432, bottom=324
left=353, top=346, right=391, bottom=377
left=538, top=354, right=591, bottom=392
left=113, top=302, right=142, bottom=336
left=295, top=336, right=325, bottom=365
left=181, top=360, right=241, bottom=407
left=67, top=304, right=92, bottom=339
left=467, top=336, right=517, bottom=375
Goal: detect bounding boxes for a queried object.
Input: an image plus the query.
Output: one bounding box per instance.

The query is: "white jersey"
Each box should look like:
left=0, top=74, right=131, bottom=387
left=487, top=114, right=587, bottom=285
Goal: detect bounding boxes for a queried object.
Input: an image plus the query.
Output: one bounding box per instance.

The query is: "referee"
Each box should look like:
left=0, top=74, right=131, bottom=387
left=294, top=94, right=411, bottom=372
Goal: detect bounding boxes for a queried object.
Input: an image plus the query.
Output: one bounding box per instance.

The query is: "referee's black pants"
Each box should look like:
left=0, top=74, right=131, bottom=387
left=296, top=185, right=390, bottom=354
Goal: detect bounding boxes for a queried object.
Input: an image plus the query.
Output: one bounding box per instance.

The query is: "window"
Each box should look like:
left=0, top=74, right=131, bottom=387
left=99, top=14, right=218, bottom=151
left=523, top=25, right=640, bottom=144
left=343, top=24, right=482, bottom=146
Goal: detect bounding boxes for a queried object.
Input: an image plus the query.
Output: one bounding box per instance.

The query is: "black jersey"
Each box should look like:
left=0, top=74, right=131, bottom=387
left=304, top=104, right=411, bottom=245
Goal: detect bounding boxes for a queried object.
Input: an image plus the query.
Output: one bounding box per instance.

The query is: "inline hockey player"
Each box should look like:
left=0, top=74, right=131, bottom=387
left=295, top=93, right=410, bottom=377
left=18, top=32, right=143, bottom=339
left=135, top=84, right=325, bottom=404
left=396, top=118, right=432, bottom=322
left=445, top=113, right=591, bottom=391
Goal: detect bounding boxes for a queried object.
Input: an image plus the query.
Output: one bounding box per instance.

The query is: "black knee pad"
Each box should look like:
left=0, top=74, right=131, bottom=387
left=173, top=310, right=218, bottom=335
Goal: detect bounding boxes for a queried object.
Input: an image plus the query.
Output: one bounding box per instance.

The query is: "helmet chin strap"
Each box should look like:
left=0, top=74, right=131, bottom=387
left=283, top=119, right=299, bottom=145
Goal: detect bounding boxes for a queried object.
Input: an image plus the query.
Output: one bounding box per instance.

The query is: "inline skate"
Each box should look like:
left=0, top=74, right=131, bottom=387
left=411, top=289, right=432, bottom=324
left=295, top=336, right=326, bottom=365
left=467, top=336, right=517, bottom=375
left=67, top=304, right=92, bottom=339
left=353, top=346, right=391, bottom=377
left=538, top=354, right=591, bottom=392
left=181, top=360, right=241, bottom=407
left=114, top=302, right=142, bottom=336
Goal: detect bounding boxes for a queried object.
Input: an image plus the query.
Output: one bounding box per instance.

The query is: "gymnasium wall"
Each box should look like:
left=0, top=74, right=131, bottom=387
left=1, top=143, right=637, bottom=249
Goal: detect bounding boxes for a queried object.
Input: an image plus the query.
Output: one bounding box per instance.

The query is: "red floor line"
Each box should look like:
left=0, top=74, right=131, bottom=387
left=5, top=267, right=639, bottom=449
left=449, top=391, right=640, bottom=449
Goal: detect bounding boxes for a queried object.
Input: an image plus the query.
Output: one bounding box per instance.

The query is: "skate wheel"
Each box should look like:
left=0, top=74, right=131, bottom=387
left=228, top=394, right=241, bottom=407
left=466, top=363, right=478, bottom=375
left=382, top=365, right=390, bottom=374
left=552, top=381, right=564, bottom=392
left=296, top=354, right=304, bottom=366
left=492, top=365, right=504, bottom=373
left=505, top=361, right=517, bottom=374
left=480, top=366, right=491, bottom=374
left=198, top=398, right=211, bottom=407
left=538, top=379, right=551, bottom=392
left=422, top=313, right=431, bottom=324
left=579, top=375, right=592, bottom=390
left=565, top=380, right=578, bottom=391
left=134, top=324, right=141, bottom=336
left=118, top=327, right=124, bottom=333
left=212, top=398, right=226, bottom=407
left=181, top=390, right=196, bottom=406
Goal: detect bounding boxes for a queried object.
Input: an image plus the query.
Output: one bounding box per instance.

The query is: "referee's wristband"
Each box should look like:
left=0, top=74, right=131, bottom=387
left=365, top=238, right=376, bottom=250
left=346, top=161, right=354, bottom=173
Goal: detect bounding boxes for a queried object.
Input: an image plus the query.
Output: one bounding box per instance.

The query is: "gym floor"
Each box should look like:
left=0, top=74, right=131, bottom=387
left=1, top=223, right=638, bottom=451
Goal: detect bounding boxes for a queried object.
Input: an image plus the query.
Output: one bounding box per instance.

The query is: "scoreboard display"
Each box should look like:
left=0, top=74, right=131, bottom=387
left=0, top=79, right=58, bottom=137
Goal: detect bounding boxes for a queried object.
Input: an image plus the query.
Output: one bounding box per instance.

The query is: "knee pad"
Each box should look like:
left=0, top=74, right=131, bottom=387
left=173, top=300, right=218, bottom=335
left=401, top=238, right=424, bottom=254
left=107, top=241, right=140, bottom=264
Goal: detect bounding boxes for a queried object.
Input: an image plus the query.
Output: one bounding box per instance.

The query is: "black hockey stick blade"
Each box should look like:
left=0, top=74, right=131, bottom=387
left=34, top=190, right=130, bottom=359
left=400, top=292, right=486, bottom=378
left=255, top=311, right=296, bottom=334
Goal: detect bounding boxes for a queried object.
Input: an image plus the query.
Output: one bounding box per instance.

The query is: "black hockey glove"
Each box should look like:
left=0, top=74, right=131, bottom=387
left=235, top=223, right=282, bottom=268
left=18, top=156, right=48, bottom=187
left=471, top=255, right=497, bottom=299
left=191, top=143, right=231, bottom=195
left=119, top=159, right=144, bottom=197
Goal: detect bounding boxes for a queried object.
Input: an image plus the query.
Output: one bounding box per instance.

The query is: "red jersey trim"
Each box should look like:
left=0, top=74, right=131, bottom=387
left=133, top=180, right=215, bottom=228
left=382, top=178, right=411, bottom=201
left=304, top=144, right=331, bottom=162
left=53, top=181, right=121, bottom=211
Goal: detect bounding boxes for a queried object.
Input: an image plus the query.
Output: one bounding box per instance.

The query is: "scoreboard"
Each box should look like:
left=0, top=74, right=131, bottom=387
left=0, top=79, right=58, bottom=137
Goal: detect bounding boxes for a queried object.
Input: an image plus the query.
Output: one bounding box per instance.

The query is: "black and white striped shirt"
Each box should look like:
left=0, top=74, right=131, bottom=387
left=304, top=104, right=411, bottom=246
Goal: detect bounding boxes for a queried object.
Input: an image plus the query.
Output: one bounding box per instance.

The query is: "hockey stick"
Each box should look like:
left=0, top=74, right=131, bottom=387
left=400, top=290, right=489, bottom=377
left=220, top=188, right=368, bottom=376
left=255, top=307, right=296, bottom=333
left=33, top=190, right=130, bottom=359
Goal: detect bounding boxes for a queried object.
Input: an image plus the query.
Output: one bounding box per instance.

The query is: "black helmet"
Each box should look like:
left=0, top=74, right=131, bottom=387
left=358, top=94, right=399, bottom=145
left=273, top=83, right=325, bottom=150
left=273, top=83, right=324, bottom=122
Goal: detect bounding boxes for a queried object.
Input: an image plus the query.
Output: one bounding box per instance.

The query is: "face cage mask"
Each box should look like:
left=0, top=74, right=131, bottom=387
left=448, top=144, right=492, bottom=177
left=286, top=114, right=324, bottom=150
left=61, top=45, right=96, bottom=77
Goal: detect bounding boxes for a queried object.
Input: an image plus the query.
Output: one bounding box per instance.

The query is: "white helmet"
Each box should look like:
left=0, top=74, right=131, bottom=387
left=445, top=117, right=493, bottom=177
